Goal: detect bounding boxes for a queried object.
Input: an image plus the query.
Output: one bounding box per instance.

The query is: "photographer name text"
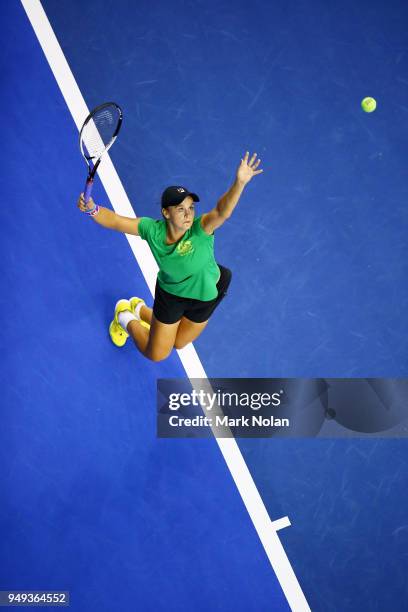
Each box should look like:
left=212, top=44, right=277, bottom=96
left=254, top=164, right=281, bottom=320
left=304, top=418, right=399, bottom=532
left=168, top=415, right=290, bottom=428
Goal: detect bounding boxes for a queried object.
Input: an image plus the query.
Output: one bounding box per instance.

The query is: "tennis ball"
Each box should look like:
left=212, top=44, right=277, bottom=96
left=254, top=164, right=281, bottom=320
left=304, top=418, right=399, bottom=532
left=361, top=97, right=377, bottom=113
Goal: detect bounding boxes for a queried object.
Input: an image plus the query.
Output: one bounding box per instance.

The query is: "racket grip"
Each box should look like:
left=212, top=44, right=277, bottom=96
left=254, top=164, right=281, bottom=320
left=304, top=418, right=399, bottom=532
left=84, top=178, right=94, bottom=203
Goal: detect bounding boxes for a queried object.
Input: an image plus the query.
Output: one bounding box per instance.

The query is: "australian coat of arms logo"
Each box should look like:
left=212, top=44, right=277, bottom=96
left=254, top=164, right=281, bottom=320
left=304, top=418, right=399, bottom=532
left=176, top=240, right=194, bottom=256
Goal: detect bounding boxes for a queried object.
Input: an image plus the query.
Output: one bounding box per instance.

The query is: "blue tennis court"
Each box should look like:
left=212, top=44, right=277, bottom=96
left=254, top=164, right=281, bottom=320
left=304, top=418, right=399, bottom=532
left=1, top=0, right=408, bottom=610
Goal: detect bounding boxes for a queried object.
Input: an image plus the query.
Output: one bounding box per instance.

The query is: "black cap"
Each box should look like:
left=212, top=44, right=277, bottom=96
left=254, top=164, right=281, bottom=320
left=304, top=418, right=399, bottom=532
left=161, top=186, right=200, bottom=208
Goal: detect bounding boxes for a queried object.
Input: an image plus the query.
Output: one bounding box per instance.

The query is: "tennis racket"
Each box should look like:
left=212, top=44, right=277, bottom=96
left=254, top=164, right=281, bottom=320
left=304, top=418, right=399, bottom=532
left=79, top=102, right=123, bottom=203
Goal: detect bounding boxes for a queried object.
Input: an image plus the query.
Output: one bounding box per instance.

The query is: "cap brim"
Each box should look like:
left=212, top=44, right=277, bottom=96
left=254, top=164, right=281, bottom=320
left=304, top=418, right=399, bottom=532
left=162, top=191, right=200, bottom=208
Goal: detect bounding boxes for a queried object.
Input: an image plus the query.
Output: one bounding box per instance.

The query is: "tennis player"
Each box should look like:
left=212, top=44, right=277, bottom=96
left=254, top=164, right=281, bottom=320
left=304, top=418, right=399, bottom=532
left=77, top=151, right=263, bottom=361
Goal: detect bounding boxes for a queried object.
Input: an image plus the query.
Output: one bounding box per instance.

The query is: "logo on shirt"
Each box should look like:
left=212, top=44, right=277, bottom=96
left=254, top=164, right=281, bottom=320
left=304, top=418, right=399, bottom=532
left=177, top=240, right=194, bottom=256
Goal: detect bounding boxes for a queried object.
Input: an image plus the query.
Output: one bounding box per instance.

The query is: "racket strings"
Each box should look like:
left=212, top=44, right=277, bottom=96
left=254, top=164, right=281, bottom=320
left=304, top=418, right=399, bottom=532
left=81, top=104, right=121, bottom=160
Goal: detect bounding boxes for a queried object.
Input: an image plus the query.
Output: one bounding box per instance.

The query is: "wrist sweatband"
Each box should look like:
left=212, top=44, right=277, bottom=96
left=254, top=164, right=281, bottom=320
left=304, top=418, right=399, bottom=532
left=86, top=204, right=100, bottom=217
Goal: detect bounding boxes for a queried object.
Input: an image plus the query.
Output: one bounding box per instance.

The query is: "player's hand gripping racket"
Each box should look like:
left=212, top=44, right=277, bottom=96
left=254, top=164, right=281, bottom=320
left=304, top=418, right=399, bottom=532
left=79, top=102, right=123, bottom=205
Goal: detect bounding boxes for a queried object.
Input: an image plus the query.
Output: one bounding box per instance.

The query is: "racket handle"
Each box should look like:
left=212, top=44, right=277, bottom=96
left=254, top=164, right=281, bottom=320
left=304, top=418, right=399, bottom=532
left=84, top=178, right=94, bottom=203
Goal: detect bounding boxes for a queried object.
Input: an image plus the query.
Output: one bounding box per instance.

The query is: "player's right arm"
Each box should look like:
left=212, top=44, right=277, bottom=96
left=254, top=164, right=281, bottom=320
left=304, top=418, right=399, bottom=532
left=77, top=193, right=141, bottom=236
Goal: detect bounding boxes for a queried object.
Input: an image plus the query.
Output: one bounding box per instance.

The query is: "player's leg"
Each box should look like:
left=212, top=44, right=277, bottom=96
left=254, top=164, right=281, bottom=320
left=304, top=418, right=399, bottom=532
left=140, top=304, right=153, bottom=325
left=128, top=315, right=180, bottom=361
left=174, top=318, right=209, bottom=349
left=174, top=264, right=232, bottom=349
left=128, top=283, right=186, bottom=360
left=109, top=296, right=179, bottom=361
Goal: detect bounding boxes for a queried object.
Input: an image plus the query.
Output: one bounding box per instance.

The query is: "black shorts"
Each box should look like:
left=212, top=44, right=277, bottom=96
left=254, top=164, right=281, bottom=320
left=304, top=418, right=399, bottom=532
left=153, top=264, right=232, bottom=324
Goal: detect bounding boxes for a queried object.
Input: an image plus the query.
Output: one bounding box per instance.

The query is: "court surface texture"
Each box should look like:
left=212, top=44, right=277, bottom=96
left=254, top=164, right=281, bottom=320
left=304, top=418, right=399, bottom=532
left=1, top=1, right=408, bottom=610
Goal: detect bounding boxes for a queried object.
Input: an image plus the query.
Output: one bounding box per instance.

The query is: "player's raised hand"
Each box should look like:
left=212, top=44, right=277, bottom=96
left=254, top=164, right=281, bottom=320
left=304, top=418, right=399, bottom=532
left=236, top=151, right=263, bottom=185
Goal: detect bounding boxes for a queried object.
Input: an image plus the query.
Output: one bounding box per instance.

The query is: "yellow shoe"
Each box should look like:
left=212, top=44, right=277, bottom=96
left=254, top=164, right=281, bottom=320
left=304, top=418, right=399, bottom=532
left=129, top=296, right=150, bottom=330
left=109, top=299, right=132, bottom=347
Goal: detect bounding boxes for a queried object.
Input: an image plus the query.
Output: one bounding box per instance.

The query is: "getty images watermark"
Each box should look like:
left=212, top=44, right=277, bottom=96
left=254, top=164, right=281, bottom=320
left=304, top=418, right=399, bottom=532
left=166, top=387, right=287, bottom=429
left=157, top=378, right=408, bottom=438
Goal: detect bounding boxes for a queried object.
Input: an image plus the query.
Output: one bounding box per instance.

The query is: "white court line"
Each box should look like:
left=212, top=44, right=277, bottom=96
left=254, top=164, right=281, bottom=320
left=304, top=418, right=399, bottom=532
left=20, top=2, right=311, bottom=610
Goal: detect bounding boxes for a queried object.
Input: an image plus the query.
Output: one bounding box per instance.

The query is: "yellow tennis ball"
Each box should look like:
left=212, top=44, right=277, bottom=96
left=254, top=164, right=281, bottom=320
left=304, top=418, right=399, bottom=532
left=361, top=97, right=377, bottom=113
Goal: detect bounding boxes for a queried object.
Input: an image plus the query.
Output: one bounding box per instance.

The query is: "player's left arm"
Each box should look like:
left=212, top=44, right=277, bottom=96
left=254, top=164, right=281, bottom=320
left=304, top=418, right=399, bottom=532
left=201, top=151, right=263, bottom=235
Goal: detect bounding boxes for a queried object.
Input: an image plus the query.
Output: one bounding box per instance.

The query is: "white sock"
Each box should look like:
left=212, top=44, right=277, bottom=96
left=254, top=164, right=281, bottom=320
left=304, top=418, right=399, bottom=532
left=118, top=310, right=136, bottom=331
left=134, top=301, right=144, bottom=320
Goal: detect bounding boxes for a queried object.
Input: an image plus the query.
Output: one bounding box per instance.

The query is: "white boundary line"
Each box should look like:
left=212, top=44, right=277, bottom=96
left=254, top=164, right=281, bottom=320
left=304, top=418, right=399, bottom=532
left=20, top=2, right=310, bottom=609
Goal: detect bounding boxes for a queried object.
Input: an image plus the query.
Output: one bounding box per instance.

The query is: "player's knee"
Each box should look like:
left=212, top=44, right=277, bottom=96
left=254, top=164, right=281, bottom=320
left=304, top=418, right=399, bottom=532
left=173, top=339, right=189, bottom=350
left=147, top=348, right=172, bottom=362
left=148, top=354, right=166, bottom=362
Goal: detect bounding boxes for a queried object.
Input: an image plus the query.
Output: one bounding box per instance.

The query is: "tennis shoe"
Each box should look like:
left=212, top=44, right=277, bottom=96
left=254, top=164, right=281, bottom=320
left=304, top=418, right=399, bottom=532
left=109, top=299, right=132, bottom=347
left=129, top=297, right=150, bottom=330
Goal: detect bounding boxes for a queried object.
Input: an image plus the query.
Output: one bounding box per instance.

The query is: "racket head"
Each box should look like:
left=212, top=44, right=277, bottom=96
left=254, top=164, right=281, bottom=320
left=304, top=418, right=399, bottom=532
left=79, top=102, right=123, bottom=173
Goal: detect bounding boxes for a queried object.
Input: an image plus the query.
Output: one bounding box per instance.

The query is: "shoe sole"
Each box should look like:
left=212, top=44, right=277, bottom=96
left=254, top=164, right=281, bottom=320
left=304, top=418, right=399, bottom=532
left=109, top=320, right=128, bottom=347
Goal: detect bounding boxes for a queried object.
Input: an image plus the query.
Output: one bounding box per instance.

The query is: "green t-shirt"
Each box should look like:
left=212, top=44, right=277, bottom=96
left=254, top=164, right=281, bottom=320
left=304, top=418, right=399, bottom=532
left=138, top=215, right=220, bottom=301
